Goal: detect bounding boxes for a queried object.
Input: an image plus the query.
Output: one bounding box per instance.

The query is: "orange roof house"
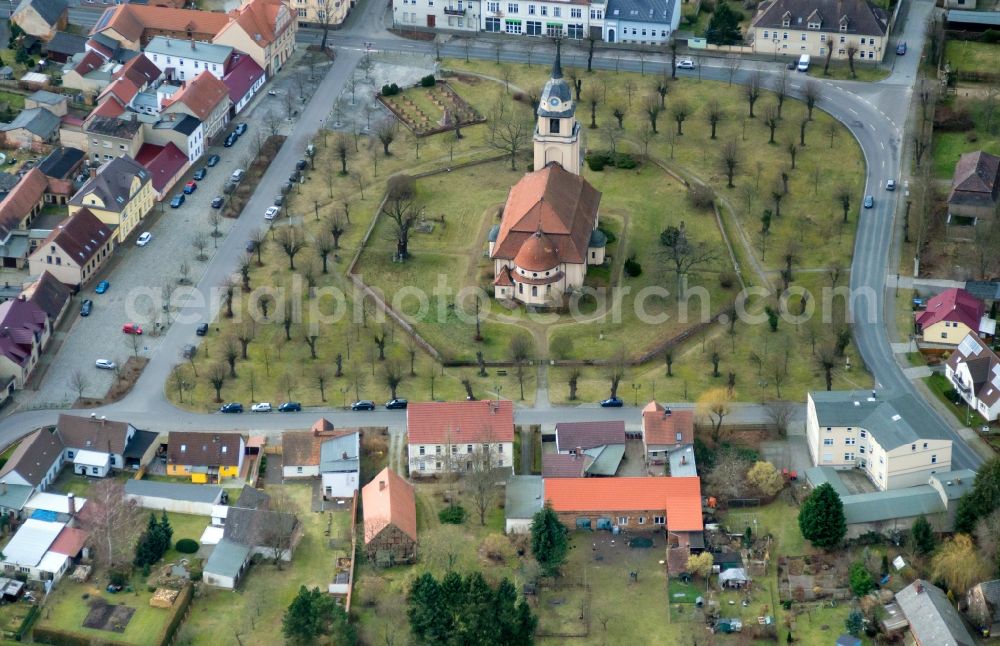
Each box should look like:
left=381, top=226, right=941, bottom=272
left=406, top=400, right=515, bottom=475
left=361, top=467, right=417, bottom=564
left=544, top=477, right=704, bottom=540
left=214, top=0, right=295, bottom=76
left=91, top=4, right=230, bottom=50
left=641, top=401, right=695, bottom=457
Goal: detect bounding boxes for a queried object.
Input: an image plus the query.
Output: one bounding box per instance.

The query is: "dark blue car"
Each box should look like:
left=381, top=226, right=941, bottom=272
left=219, top=402, right=243, bottom=413
left=599, top=397, right=624, bottom=408
left=193, top=168, right=207, bottom=180
left=170, top=194, right=185, bottom=208
left=278, top=401, right=302, bottom=412
left=95, top=280, right=110, bottom=294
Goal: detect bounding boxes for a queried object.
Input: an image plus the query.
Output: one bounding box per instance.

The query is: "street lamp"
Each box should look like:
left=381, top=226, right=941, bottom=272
left=340, top=387, right=350, bottom=408
left=773, top=37, right=780, bottom=62
left=631, top=383, right=642, bottom=407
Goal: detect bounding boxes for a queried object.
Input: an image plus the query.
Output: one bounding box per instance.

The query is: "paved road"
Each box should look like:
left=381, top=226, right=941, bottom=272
left=18, top=0, right=980, bottom=473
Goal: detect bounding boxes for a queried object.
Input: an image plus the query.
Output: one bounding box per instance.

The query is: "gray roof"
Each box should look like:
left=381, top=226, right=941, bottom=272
left=505, top=475, right=544, bottom=520
left=809, top=390, right=951, bottom=450
left=84, top=115, right=141, bottom=139
left=840, top=485, right=945, bottom=525
left=319, top=432, right=360, bottom=473
left=804, top=467, right=852, bottom=497
left=69, top=155, right=149, bottom=213
left=896, top=580, right=976, bottom=646
left=537, top=53, right=574, bottom=120
left=27, top=90, right=64, bottom=106
left=145, top=37, right=233, bottom=65
left=751, top=0, right=888, bottom=36
left=0, top=173, right=19, bottom=193
left=204, top=538, right=250, bottom=579
left=589, top=228, right=607, bottom=248
left=930, top=469, right=976, bottom=501
left=224, top=506, right=297, bottom=547
left=669, top=445, right=698, bottom=477
left=37, top=147, right=84, bottom=179
left=234, top=485, right=269, bottom=510
left=947, top=9, right=1000, bottom=26
left=44, top=32, right=87, bottom=57
left=0, top=428, right=64, bottom=487
left=15, top=0, right=67, bottom=26
left=488, top=224, right=500, bottom=242
left=606, top=0, right=675, bottom=25
left=0, top=483, right=34, bottom=511
left=124, top=479, right=224, bottom=503
left=1, top=108, right=60, bottom=139
left=583, top=444, right=625, bottom=476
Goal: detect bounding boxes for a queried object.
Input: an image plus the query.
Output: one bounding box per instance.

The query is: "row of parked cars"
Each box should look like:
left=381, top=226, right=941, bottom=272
left=218, top=398, right=409, bottom=413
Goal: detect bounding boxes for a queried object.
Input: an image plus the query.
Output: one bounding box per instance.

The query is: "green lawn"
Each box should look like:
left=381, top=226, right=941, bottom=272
left=49, top=471, right=132, bottom=499
left=943, top=39, right=1000, bottom=74
left=808, top=60, right=891, bottom=82
left=924, top=373, right=988, bottom=428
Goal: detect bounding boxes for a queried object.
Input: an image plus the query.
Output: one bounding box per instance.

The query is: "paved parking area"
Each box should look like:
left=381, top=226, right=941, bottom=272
left=25, top=51, right=333, bottom=407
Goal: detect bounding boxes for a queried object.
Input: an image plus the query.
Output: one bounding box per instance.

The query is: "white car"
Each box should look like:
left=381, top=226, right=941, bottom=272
left=136, top=232, right=152, bottom=246
left=676, top=59, right=695, bottom=69
left=95, top=359, right=116, bottom=370
left=886, top=179, right=896, bottom=191
left=264, top=206, right=280, bottom=220
left=251, top=402, right=272, bottom=412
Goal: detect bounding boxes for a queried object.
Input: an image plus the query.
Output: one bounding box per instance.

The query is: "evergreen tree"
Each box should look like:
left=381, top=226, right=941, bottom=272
left=955, top=458, right=1000, bottom=533
left=848, top=561, right=874, bottom=597
left=911, top=514, right=936, bottom=556
left=705, top=3, right=743, bottom=46
left=845, top=609, right=864, bottom=636
left=408, top=573, right=447, bottom=643
left=798, top=483, right=846, bottom=549
left=158, top=511, right=173, bottom=553
left=282, top=586, right=354, bottom=644
left=530, top=502, right=568, bottom=577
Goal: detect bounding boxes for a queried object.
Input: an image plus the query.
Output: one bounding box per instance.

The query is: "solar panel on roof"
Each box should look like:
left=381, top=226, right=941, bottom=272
left=958, top=335, right=982, bottom=357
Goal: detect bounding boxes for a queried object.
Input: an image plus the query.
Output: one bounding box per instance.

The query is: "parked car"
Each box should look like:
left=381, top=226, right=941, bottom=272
left=95, top=359, right=115, bottom=370
left=296, top=159, right=307, bottom=171
left=863, top=195, right=874, bottom=208
left=289, top=169, right=301, bottom=183
left=170, top=194, right=185, bottom=208
left=235, top=122, right=248, bottom=136
left=181, top=344, right=196, bottom=359
left=211, top=196, right=224, bottom=209
left=183, top=180, right=197, bottom=194
left=136, top=232, right=152, bottom=246
left=267, top=89, right=277, bottom=96
left=80, top=299, right=93, bottom=316
left=385, top=398, right=408, bottom=410
left=122, top=322, right=143, bottom=335
left=95, top=280, right=109, bottom=294
left=896, top=41, right=907, bottom=55
left=280, top=181, right=293, bottom=195
left=599, top=397, right=624, bottom=408
left=196, top=323, right=209, bottom=336
left=351, top=400, right=376, bottom=411
left=251, top=402, right=272, bottom=412
left=676, top=59, right=695, bottom=69
left=224, top=133, right=238, bottom=147
left=278, top=401, right=302, bottom=412
left=274, top=195, right=284, bottom=206
left=193, top=167, right=207, bottom=180
left=219, top=402, right=243, bottom=413
left=264, top=206, right=280, bottom=220
left=223, top=182, right=236, bottom=195
left=206, top=154, right=221, bottom=167
left=886, top=179, right=896, bottom=191
left=786, top=61, right=796, bottom=70
left=246, top=239, right=257, bottom=253
left=231, top=169, right=245, bottom=183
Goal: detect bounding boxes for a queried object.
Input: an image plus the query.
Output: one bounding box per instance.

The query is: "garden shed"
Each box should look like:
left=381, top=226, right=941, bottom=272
left=719, top=568, right=751, bottom=589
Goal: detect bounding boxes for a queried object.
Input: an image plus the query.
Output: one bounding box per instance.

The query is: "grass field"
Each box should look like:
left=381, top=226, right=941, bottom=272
left=808, top=60, right=890, bottom=82
left=943, top=39, right=1000, bottom=74
left=924, top=372, right=989, bottom=428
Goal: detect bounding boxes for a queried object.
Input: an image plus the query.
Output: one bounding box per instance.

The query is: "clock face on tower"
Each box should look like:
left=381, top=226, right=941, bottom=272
left=549, top=97, right=561, bottom=108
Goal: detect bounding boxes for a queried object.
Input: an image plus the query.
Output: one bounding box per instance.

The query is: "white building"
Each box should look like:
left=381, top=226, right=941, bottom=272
left=0, top=519, right=70, bottom=583
left=319, top=432, right=360, bottom=499
left=395, top=0, right=481, bottom=30
left=144, top=37, right=234, bottom=82
left=946, top=333, right=1000, bottom=423
left=603, top=0, right=679, bottom=44
left=407, top=400, right=515, bottom=476
left=482, top=0, right=590, bottom=38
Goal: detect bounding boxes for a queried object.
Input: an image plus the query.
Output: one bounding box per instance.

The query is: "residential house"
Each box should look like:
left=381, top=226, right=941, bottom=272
left=28, top=209, right=114, bottom=287
left=56, top=413, right=142, bottom=477
left=136, top=142, right=189, bottom=199
left=24, top=91, right=68, bottom=117
left=0, top=296, right=51, bottom=388
left=42, top=31, right=87, bottom=63
left=222, top=53, right=266, bottom=116
left=406, top=400, right=514, bottom=475
left=477, top=0, right=591, bottom=38
left=1, top=107, right=61, bottom=151
left=603, top=0, right=680, bottom=44
left=124, top=479, right=225, bottom=515
left=0, top=427, right=64, bottom=492
left=81, top=114, right=145, bottom=163
left=544, top=420, right=627, bottom=477
left=280, top=418, right=340, bottom=478
left=37, top=146, right=85, bottom=197
left=946, top=333, right=1000, bottom=422
left=21, top=271, right=72, bottom=327
left=395, top=0, right=480, bottom=32
left=11, top=0, right=68, bottom=41
left=555, top=420, right=626, bottom=453
left=93, top=54, right=163, bottom=119
left=641, top=401, right=694, bottom=466
left=0, top=481, right=36, bottom=519
left=948, top=151, right=1000, bottom=228
left=167, top=431, right=245, bottom=483
left=60, top=51, right=116, bottom=97
left=214, top=0, right=296, bottom=76
left=68, top=155, right=154, bottom=243
left=24, top=492, right=86, bottom=523
left=965, top=579, right=1000, bottom=637
left=749, top=0, right=889, bottom=62
left=160, top=71, right=231, bottom=140
left=362, top=467, right=417, bottom=565
left=0, top=519, right=76, bottom=583
left=293, top=0, right=352, bottom=29
left=504, top=475, right=544, bottom=533
left=805, top=466, right=975, bottom=538
left=895, top=580, right=976, bottom=646
left=806, top=390, right=954, bottom=490
left=144, top=115, right=205, bottom=164
left=203, top=486, right=301, bottom=588
left=145, top=37, right=234, bottom=82
left=319, top=432, right=361, bottom=498
left=0, top=168, right=48, bottom=268
left=543, top=476, right=704, bottom=546
left=915, top=288, right=992, bottom=345
left=90, top=5, right=231, bottom=51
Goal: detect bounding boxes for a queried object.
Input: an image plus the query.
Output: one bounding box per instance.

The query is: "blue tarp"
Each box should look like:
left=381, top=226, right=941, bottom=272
left=31, top=509, right=57, bottom=522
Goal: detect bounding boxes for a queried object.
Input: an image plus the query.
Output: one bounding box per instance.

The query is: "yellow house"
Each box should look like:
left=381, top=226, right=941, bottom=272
left=749, top=0, right=890, bottom=63
left=807, top=390, right=953, bottom=491
left=213, top=0, right=296, bottom=76
left=914, top=287, right=987, bottom=346
left=167, top=431, right=245, bottom=483
left=68, top=156, right=154, bottom=244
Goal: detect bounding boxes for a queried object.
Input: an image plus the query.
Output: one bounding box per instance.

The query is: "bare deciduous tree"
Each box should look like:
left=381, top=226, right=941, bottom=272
left=207, top=362, right=227, bottom=401
left=487, top=96, right=531, bottom=170
left=375, top=118, right=398, bottom=156
left=720, top=139, right=741, bottom=188
left=275, top=226, right=308, bottom=270
left=383, top=198, right=418, bottom=261
left=85, top=479, right=141, bottom=570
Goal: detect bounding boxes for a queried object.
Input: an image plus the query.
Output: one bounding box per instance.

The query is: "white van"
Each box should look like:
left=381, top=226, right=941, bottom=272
left=797, top=54, right=811, bottom=72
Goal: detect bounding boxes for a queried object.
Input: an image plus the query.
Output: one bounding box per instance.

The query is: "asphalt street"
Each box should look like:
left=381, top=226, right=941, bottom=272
left=14, top=0, right=982, bottom=472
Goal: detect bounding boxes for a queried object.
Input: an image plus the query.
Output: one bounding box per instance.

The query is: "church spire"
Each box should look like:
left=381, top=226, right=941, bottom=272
left=552, top=40, right=562, bottom=80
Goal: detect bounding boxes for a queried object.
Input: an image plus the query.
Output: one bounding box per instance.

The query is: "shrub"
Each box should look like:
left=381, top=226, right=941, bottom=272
left=386, top=174, right=416, bottom=201
left=479, top=533, right=515, bottom=563
left=983, top=29, right=1000, bottom=43
left=108, top=570, right=128, bottom=587
left=719, top=271, right=737, bottom=289
left=381, top=83, right=401, bottom=96
left=439, top=504, right=466, bottom=524
left=967, top=131, right=979, bottom=143
left=420, top=74, right=436, bottom=87
left=189, top=568, right=202, bottom=582
left=933, top=106, right=974, bottom=132
left=849, top=561, right=875, bottom=597
left=598, top=226, right=617, bottom=244
left=687, top=183, right=715, bottom=210
left=623, top=256, right=642, bottom=277
left=585, top=152, right=609, bottom=171
left=175, top=538, right=199, bottom=554
left=612, top=152, right=637, bottom=169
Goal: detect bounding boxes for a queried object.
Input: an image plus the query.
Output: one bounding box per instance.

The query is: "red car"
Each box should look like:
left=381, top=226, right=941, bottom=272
left=122, top=323, right=143, bottom=335
left=183, top=181, right=197, bottom=194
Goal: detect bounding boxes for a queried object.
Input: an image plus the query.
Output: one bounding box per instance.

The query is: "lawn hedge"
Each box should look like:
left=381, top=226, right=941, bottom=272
left=175, top=539, right=199, bottom=554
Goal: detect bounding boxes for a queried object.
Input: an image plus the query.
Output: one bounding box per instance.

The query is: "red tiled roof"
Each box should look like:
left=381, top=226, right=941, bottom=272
left=93, top=5, right=230, bottom=44
left=91, top=97, right=125, bottom=119
left=221, top=53, right=264, bottom=104
left=85, top=38, right=114, bottom=60
left=362, top=467, right=416, bottom=543
left=73, top=50, right=105, bottom=76
left=915, top=288, right=984, bottom=332
left=0, top=168, right=47, bottom=240
left=99, top=77, right=140, bottom=107
left=162, top=71, right=229, bottom=121
left=493, top=265, right=513, bottom=287
left=219, top=0, right=287, bottom=47
left=513, top=230, right=560, bottom=272
left=49, top=526, right=89, bottom=556
left=544, top=477, right=704, bottom=531
left=138, top=142, right=187, bottom=192
left=641, top=402, right=695, bottom=446
left=114, top=54, right=159, bottom=87
left=555, top=421, right=626, bottom=452
left=407, top=400, right=514, bottom=444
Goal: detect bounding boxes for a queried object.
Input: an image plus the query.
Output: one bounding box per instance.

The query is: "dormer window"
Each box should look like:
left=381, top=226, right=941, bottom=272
left=781, top=11, right=791, bottom=27
left=807, top=21, right=820, bottom=29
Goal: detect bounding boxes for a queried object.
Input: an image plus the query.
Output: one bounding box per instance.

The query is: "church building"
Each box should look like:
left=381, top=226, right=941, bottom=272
left=488, top=47, right=606, bottom=306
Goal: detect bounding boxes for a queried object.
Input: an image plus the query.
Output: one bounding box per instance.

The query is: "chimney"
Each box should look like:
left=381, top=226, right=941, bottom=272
left=664, top=407, right=672, bottom=417
left=681, top=455, right=687, bottom=465
left=379, top=479, right=386, bottom=491
left=916, top=581, right=924, bottom=594
left=576, top=446, right=582, bottom=456
left=89, top=167, right=97, bottom=179
left=100, top=416, right=106, bottom=426
left=190, top=38, right=195, bottom=50
left=67, top=492, right=75, bottom=515
left=90, top=412, right=96, bottom=419
left=1, top=481, right=6, bottom=495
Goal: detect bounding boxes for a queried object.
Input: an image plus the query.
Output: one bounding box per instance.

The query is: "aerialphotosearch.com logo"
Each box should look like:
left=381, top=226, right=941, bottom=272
left=122, top=273, right=879, bottom=335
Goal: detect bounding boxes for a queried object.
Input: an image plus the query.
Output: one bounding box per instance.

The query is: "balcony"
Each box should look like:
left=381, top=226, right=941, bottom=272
left=444, top=6, right=466, bottom=15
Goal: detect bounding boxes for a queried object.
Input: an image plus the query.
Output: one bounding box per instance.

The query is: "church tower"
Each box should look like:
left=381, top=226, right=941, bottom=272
left=533, top=42, right=581, bottom=175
